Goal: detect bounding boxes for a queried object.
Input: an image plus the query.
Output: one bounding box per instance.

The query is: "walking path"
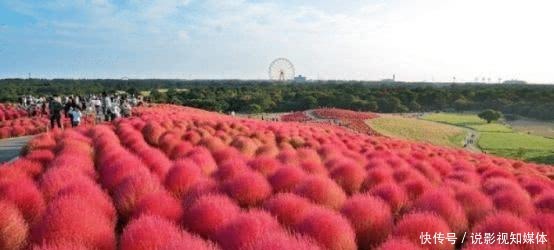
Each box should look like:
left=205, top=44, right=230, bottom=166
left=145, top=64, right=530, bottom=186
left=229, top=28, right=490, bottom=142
left=463, top=128, right=482, bottom=153
left=0, top=136, right=33, bottom=163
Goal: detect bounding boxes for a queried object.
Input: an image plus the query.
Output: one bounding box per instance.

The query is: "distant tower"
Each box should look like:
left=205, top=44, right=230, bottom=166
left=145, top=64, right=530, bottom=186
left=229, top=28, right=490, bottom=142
left=28, top=73, right=31, bottom=79
left=453, top=76, right=456, bottom=83
left=498, top=78, right=502, bottom=83
left=393, top=74, right=396, bottom=82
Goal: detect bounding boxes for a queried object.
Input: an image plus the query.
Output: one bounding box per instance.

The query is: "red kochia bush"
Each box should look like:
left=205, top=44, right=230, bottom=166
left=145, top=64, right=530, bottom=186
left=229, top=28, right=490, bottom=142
left=0, top=201, right=28, bottom=250
left=294, top=176, right=347, bottom=210
left=376, top=238, right=424, bottom=250
left=269, top=166, right=306, bottom=192
left=528, top=212, right=554, bottom=250
left=132, top=191, right=184, bottom=223
left=121, top=215, right=216, bottom=250
left=410, top=189, right=468, bottom=233
left=31, top=242, right=89, bottom=250
left=470, top=212, right=535, bottom=250
left=454, top=187, right=494, bottom=226
left=491, top=189, right=534, bottom=217
left=293, top=207, right=357, bottom=250
left=0, top=178, right=45, bottom=225
left=534, top=192, right=554, bottom=213
left=10, top=159, right=43, bottom=179
left=223, top=171, right=272, bottom=207
left=30, top=195, right=115, bottom=250
left=392, top=212, right=453, bottom=250
left=242, top=230, right=321, bottom=250
left=164, top=159, right=202, bottom=198
left=248, top=156, right=282, bottom=177
left=263, top=193, right=312, bottom=226
left=340, top=194, right=393, bottom=249
left=330, top=162, right=366, bottom=194
left=215, top=210, right=283, bottom=250
left=182, top=194, right=241, bottom=239
left=112, top=172, right=161, bottom=219
left=55, top=180, right=117, bottom=225
left=215, top=158, right=249, bottom=181
left=187, top=146, right=218, bottom=176
left=369, top=182, right=408, bottom=214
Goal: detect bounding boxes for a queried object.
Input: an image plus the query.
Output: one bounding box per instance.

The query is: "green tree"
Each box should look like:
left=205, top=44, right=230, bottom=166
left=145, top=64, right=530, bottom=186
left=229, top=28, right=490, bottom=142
left=478, top=109, right=502, bottom=123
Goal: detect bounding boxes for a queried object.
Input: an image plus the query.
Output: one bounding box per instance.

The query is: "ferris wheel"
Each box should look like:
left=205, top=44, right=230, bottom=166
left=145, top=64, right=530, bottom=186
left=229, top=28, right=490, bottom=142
left=268, top=58, right=295, bottom=81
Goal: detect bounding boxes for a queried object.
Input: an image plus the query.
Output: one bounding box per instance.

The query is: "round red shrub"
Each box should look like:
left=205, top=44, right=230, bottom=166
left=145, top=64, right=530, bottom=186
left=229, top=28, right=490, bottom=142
left=392, top=212, right=452, bottom=250
left=181, top=178, right=220, bottom=208
left=369, top=182, right=408, bottom=214
left=528, top=212, right=554, bottom=249
left=30, top=195, right=115, bottom=250
left=169, top=141, right=194, bottom=159
left=31, top=242, right=89, bottom=250
left=376, top=238, right=423, bottom=250
left=113, top=172, right=161, bottom=219
left=11, top=159, right=43, bottom=178
left=362, top=166, right=394, bottom=191
left=215, top=158, right=249, bottom=181
left=139, top=148, right=172, bottom=180
left=25, top=150, right=55, bottom=165
left=223, top=171, right=272, bottom=207
left=269, top=166, right=306, bottom=193
left=534, top=192, right=554, bottom=213
left=248, top=156, right=282, bottom=177
left=39, top=166, right=93, bottom=202
left=263, top=192, right=312, bottom=226
left=164, top=159, right=201, bottom=198
left=55, top=179, right=117, bottom=224
left=132, top=191, right=184, bottom=223
left=187, top=147, right=218, bottom=176
left=293, top=207, right=357, bottom=250
left=121, top=215, right=213, bottom=250
left=454, top=187, right=494, bottom=226
left=242, top=230, right=321, bottom=250
left=215, top=210, right=283, bottom=250
left=182, top=194, right=241, bottom=239
left=294, top=176, right=347, bottom=210
left=300, top=161, right=328, bottom=176
left=492, top=189, right=534, bottom=217
left=0, top=201, right=28, bottom=250
left=470, top=212, right=535, bottom=250
left=0, top=178, right=45, bottom=225
left=411, top=189, right=468, bottom=233
left=340, top=193, right=393, bottom=249
left=330, top=162, right=366, bottom=194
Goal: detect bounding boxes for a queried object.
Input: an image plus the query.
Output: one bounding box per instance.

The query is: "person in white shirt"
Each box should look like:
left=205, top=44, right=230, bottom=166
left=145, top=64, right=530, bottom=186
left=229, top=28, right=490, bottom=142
left=69, top=107, right=82, bottom=127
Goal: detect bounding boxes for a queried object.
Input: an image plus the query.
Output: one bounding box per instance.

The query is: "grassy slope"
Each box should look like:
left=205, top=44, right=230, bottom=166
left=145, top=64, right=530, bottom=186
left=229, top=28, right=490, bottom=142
left=423, top=113, right=554, bottom=164
left=367, top=116, right=466, bottom=148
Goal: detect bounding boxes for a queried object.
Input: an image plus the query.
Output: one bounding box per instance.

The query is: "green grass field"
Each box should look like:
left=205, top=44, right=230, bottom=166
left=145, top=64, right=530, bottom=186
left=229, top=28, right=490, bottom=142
left=423, top=113, right=485, bottom=126
left=367, top=116, right=467, bottom=148
left=422, top=113, right=554, bottom=164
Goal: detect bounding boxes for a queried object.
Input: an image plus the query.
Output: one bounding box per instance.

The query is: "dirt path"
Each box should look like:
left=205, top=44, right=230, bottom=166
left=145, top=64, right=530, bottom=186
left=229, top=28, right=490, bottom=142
left=0, top=136, right=33, bottom=163
left=463, top=128, right=482, bottom=153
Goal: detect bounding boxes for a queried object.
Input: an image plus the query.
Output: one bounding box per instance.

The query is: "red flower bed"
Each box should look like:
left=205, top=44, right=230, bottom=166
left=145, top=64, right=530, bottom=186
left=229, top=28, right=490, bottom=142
left=0, top=104, right=551, bottom=250
left=313, top=108, right=378, bottom=120
left=281, top=112, right=311, bottom=122
left=0, top=104, right=28, bottom=121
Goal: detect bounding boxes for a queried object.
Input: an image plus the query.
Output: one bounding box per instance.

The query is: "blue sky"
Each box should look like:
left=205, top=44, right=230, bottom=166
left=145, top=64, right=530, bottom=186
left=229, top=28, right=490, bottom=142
left=1, top=0, right=553, bottom=83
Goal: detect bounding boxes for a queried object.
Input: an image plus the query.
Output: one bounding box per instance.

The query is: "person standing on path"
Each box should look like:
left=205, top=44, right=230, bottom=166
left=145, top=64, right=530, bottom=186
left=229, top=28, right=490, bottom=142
left=49, top=96, right=63, bottom=130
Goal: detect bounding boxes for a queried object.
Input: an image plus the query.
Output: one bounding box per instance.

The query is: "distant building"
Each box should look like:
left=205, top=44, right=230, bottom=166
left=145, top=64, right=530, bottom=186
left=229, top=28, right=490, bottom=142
left=294, top=75, right=307, bottom=82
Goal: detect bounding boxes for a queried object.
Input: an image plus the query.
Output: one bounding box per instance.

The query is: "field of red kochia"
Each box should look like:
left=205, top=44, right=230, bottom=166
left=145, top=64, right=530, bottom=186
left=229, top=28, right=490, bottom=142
left=0, top=104, right=552, bottom=250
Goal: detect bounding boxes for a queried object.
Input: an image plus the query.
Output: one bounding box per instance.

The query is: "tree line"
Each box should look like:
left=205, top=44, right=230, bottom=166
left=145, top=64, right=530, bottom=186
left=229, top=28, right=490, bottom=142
left=1, top=79, right=553, bottom=121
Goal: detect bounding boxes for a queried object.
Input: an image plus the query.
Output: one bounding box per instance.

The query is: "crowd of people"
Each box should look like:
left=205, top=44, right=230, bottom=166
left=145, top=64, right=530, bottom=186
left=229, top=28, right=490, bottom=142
left=19, top=93, right=144, bottom=130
